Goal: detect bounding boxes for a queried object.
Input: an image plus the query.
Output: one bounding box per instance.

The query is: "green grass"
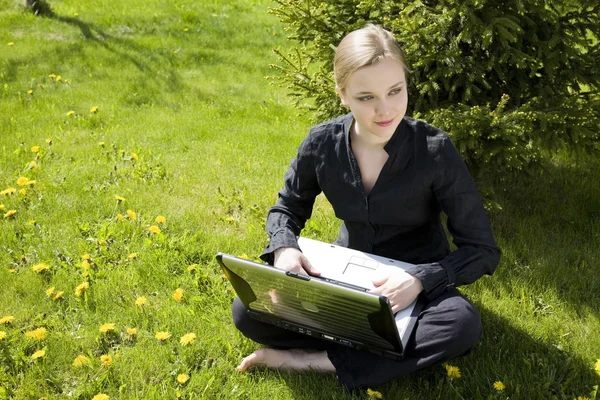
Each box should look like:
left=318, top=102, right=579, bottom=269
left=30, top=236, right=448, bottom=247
left=1, top=0, right=599, bottom=399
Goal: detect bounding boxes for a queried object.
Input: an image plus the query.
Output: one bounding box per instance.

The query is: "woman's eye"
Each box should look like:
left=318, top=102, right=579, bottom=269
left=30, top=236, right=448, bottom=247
left=358, top=96, right=373, bottom=101
left=389, top=88, right=402, bottom=95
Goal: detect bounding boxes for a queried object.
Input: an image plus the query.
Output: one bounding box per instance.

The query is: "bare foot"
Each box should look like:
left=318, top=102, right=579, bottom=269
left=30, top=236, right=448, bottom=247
left=236, top=348, right=335, bottom=372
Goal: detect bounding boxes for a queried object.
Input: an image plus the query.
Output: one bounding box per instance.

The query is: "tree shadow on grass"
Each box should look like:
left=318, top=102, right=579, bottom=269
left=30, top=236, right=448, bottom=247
left=487, top=155, right=600, bottom=312
left=255, top=305, right=598, bottom=400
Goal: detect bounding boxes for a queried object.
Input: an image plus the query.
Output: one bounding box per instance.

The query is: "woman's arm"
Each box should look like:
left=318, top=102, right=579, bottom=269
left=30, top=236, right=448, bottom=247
left=260, top=131, right=323, bottom=267
left=405, top=135, right=501, bottom=301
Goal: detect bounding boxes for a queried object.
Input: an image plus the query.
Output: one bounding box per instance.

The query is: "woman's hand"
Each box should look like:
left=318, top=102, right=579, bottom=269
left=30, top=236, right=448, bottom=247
left=370, top=269, right=423, bottom=313
left=273, top=247, right=321, bottom=276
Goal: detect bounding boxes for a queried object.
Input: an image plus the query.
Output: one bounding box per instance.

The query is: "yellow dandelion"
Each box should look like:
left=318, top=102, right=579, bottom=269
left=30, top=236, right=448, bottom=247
left=155, top=215, right=166, bottom=224
left=225, top=216, right=234, bottom=222
left=31, top=349, right=46, bottom=360
left=92, top=394, right=109, bottom=400
left=81, top=259, right=91, bottom=270
left=4, top=209, right=17, bottom=219
left=1, top=187, right=16, bottom=195
left=90, top=106, right=99, bottom=113
left=116, top=213, right=124, bottom=221
left=99, top=323, right=116, bottom=334
left=53, top=291, right=64, bottom=300
left=17, top=177, right=29, bottom=186
left=595, top=359, right=600, bottom=376
left=8, top=269, right=15, bottom=273
left=128, top=253, right=137, bottom=259
left=148, top=225, right=161, bottom=234
left=55, top=75, right=62, bottom=82
left=8, top=42, right=14, bottom=46
left=176, top=373, right=189, bottom=385
left=27, top=89, right=33, bottom=95
left=48, top=74, right=56, bottom=79
left=187, top=264, right=197, bottom=272
left=100, top=354, right=112, bottom=367
left=32, top=263, right=50, bottom=273
left=99, top=141, right=105, bottom=146
left=0, top=204, right=4, bottom=211
left=31, top=146, right=40, bottom=153
left=155, top=331, right=171, bottom=341
left=0, top=316, right=15, bottom=324
left=25, top=327, right=48, bottom=341
left=81, top=253, right=91, bottom=260
left=184, top=28, right=188, bottom=32
left=46, top=287, right=55, bottom=297
left=180, top=332, right=196, bottom=346
left=126, top=209, right=136, bottom=220
left=74, top=12, right=78, bottom=16
left=73, top=354, right=90, bottom=367
left=126, top=327, right=137, bottom=336
left=493, top=381, right=505, bottom=391
left=0, top=331, right=7, bottom=340
left=18, top=188, right=27, bottom=196
left=66, top=110, right=75, bottom=116
left=29, top=161, right=37, bottom=168
left=239, top=254, right=249, bottom=259
left=45, top=138, right=52, bottom=145
left=173, top=288, right=184, bottom=302
left=135, top=296, right=146, bottom=306
left=131, top=152, right=139, bottom=160
left=114, top=195, right=125, bottom=202
left=576, top=397, right=590, bottom=400
left=75, top=281, right=89, bottom=297
left=366, top=388, right=383, bottom=399
left=445, top=364, right=461, bottom=379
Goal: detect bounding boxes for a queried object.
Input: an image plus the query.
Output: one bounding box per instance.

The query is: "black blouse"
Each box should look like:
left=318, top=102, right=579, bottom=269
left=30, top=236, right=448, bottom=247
left=261, top=113, right=500, bottom=301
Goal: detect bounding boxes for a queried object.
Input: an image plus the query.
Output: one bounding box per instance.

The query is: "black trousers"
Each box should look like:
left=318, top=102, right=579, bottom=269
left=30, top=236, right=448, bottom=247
left=232, top=287, right=482, bottom=389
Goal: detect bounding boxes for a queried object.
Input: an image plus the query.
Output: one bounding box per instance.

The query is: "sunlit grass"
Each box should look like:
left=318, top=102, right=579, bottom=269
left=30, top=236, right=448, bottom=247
left=1, top=0, right=599, bottom=399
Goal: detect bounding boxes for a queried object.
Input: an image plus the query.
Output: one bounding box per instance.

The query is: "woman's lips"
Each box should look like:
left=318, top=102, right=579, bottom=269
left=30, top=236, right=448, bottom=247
left=375, top=119, right=394, bottom=127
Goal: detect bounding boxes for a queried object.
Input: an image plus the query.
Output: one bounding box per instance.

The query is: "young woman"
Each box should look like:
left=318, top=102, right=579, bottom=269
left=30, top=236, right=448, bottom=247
left=231, top=24, right=500, bottom=389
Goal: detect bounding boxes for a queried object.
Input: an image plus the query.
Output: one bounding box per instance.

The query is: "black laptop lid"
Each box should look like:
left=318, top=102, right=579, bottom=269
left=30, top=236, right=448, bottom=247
left=217, top=253, right=403, bottom=354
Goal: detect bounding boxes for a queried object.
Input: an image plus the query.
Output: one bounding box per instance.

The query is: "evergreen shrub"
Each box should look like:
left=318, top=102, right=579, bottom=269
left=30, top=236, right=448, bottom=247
left=269, top=0, right=600, bottom=183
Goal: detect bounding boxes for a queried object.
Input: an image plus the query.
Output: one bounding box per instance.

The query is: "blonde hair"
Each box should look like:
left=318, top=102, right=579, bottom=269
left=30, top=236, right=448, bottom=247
left=334, top=24, right=407, bottom=91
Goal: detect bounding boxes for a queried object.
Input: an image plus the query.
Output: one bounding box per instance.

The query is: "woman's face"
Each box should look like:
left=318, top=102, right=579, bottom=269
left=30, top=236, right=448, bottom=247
left=338, top=58, right=408, bottom=143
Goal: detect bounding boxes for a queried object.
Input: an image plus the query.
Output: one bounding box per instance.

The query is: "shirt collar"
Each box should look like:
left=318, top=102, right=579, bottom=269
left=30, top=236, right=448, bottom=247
left=341, top=113, right=410, bottom=156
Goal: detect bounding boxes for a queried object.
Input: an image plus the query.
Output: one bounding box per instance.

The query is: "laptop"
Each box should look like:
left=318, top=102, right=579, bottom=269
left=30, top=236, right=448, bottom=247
left=217, top=237, right=423, bottom=360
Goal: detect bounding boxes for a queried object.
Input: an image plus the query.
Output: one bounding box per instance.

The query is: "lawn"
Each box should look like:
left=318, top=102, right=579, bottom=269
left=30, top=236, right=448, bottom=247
left=1, top=0, right=599, bottom=399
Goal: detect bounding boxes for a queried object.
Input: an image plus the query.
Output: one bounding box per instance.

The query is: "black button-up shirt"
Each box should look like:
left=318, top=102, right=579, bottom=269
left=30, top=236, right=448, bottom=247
left=261, top=113, right=500, bottom=301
